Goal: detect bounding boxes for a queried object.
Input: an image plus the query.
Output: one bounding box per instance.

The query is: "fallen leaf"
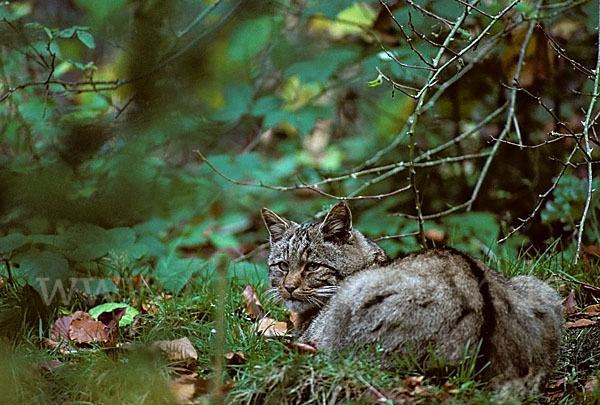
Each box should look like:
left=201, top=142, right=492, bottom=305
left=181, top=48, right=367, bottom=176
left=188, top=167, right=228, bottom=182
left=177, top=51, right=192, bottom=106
left=242, top=285, right=265, bottom=320
left=546, top=377, right=567, bottom=400
left=168, top=375, right=211, bottom=404
left=403, top=375, right=425, bottom=395
left=51, top=311, right=81, bottom=342
left=582, top=245, right=600, bottom=257
left=582, top=282, right=600, bottom=297
left=563, top=291, right=578, bottom=316
left=224, top=351, right=246, bottom=366
left=33, top=359, right=63, bottom=372
left=585, top=377, right=598, bottom=393
left=152, top=337, right=198, bottom=363
left=584, top=304, right=600, bottom=316
left=69, top=316, right=109, bottom=344
left=424, top=229, right=445, bottom=243
left=566, top=318, right=597, bottom=328
left=285, top=341, right=318, bottom=354
left=257, top=317, right=287, bottom=337
left=288, top=310, right=298, bottom=325
left=96, top=306, right=127, bottom=340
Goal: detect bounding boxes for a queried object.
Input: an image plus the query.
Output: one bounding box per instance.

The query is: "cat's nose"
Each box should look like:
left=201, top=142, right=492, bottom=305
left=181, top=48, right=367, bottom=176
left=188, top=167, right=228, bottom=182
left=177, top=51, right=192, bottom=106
left=284, top=281, right=297, bottom=294
left=284, top=277, right=300, bottom=294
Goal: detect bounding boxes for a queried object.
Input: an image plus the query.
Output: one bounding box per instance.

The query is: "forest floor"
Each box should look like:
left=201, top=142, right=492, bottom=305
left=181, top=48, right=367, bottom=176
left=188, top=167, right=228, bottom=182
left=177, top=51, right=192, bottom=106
left=2, top=249, right=600, bottom=404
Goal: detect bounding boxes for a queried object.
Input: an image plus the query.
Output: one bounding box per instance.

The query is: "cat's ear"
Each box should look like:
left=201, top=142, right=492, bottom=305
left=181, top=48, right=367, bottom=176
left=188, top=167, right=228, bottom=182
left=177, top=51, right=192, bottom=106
left=320, top=202, right=352, bottom=242
left=261, top=208, right=293, bottom=244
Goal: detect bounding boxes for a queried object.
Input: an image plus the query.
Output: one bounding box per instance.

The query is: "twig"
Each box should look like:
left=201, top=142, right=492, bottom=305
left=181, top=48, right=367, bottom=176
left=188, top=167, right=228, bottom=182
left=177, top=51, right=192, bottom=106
left=466, top=0, right=543, bottom=212
left=405, top=0, right=454, bottom=28
left=451, top=0, right=493, bottom=18
left=498, top=145, right=578, bottom=243
left=377, top=0, right=435, bottom=68
left=575, top=2, right=600, bottom=263
left=233, top=242, right=269, bottom=263
left=361, top=1, right=518, bottom=171
left=537, top=24, right=594, bottom=79
left=306, top=183, right=412, bottom=201
left=374, top=231, right=421, bottom=241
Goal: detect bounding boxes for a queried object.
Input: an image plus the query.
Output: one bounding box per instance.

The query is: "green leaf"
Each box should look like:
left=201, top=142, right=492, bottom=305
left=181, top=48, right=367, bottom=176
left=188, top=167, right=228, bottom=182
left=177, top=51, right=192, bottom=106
left=367, top=73, right=383, bottom=87
left=153, top=256, right=205, bottom=293
left=0, top=233, right=28, bottom=254
left=132, top=236, right=166, bottom=259
left=289, top=106, right=333, bottom=135
left=19, top=250, right=69, bottom=297
left=61, top=225, right=136, bottom=261
left=208, top=233, right=238, bottom=249
left=303, top=0, right=353, bottom=19
left=107, top=227, right=136, bottom=250
left=62, top=224, right=111, bottom=261
left=55, top=26, right=77, bottom=38
left=212, top=83, right=254, bottom=121
left=89, top=302, right=139, bottom=327
left=251, top=96, right=281, bottom=116
left=284, top=48, right=359, bottom=83
left=228, top=16, right=275, bottom=62
left=73, top=277, right=118, bottom=295
left=76, top=30, right=95, bottom=48
left=30, top=234, right=76, bottom=250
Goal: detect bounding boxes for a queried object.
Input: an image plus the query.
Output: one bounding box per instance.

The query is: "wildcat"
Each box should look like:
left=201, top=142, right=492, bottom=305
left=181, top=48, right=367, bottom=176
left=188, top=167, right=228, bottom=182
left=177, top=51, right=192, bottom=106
left=261, top=202, right=563, bottom=394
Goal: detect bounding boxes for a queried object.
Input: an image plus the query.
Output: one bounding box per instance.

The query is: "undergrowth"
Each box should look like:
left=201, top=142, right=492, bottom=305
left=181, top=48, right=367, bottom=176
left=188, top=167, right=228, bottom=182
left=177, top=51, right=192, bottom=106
left=1, top=249, right=599, bottom=404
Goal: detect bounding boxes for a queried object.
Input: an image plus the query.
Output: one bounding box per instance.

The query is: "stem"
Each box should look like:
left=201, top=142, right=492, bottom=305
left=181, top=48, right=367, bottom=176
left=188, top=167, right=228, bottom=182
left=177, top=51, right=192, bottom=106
left=575, top=1, right=600, bottom=263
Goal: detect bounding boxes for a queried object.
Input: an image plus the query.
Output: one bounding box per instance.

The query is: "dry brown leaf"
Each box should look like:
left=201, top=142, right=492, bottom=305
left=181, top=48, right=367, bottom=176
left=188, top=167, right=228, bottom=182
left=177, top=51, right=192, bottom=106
left=286, top=341, right=318, bottom=354
left=224, top=351, right=246, bottom=366
left=51, top=311, right=83, bottom=342
left=585, top=377, right=598, bottom=393
left=152, top=337, right=198, bottom=363
left=242, top=285, right=265, bottom=320
left=546, top=377, right=567, bottom=400
left=582, top=245, right=600, bottom=257
left=257, top=317, right=287, bottom=337
left=168, top=375, right=211, bottom=404
left=288, top=310, right=298, bottom=325
left=33, top=359, right=63, bottom=372
left=563, top=291, right=578, bottom=316
left=403, top=375, right=425, bottom=395
left=69, top=317, right=109, bottom=343
left=424, top=229, right=445, bottom=243
left=566, top=318, right=597, bottom=328
left=584, top=304, right=600, bottom=316
left=582, top=282, right=600, bottom=297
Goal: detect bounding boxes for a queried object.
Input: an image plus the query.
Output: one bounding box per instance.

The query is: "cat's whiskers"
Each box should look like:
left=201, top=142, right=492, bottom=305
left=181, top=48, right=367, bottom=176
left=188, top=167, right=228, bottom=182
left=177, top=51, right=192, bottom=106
left=315, top=285, right=340, bottom=298
left=265, top=287, right=284, bottom=304
left=306, top=295, right=326, bottom=308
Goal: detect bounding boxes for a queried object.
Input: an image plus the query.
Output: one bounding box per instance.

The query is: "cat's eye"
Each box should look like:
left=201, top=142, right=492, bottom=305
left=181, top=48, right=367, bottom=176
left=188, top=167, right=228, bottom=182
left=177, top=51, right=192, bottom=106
left=304, top=262, right=320, bottom=272
left=277, top=262, right=289, bottom=272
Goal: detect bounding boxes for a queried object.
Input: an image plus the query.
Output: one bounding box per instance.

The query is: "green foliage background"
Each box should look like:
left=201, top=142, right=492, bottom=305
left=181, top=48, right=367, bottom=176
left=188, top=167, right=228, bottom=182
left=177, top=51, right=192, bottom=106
left=0, top=0, right=598, bottom=303
left=1, top=0, right=600, bottom=403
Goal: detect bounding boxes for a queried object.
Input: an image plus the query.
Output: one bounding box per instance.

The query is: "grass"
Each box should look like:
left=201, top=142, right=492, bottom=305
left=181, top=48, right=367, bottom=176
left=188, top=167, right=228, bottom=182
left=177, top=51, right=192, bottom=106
left=1, top=247, right=599, bottom=404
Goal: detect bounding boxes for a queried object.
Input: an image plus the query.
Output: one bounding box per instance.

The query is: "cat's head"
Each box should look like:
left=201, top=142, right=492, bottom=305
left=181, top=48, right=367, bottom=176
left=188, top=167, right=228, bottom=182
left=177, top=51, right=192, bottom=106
left=261, top=203, right=388, bottom=314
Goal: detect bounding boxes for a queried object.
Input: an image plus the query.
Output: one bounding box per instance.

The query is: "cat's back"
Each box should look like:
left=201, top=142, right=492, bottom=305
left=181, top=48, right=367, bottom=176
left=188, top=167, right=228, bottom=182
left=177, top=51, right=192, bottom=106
left=302, top=249, right=488, bottom=362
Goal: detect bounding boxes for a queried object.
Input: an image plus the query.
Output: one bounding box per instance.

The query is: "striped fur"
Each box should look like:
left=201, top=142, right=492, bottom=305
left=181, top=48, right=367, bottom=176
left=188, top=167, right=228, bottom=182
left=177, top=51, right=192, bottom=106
left=261, top=203, right=563, bottom=396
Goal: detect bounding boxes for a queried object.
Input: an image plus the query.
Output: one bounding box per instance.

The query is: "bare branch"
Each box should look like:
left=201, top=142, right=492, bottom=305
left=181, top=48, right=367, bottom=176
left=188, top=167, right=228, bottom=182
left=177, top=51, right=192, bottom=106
left=575, top=1, right=600, bottom=263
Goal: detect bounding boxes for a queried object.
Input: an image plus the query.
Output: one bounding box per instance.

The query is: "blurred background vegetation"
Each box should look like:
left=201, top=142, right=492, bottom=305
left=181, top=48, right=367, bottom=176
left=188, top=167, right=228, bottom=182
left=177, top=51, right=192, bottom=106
left=2, top=1, right=600, bottom=403
left=1, top=0, right=599, bottom=327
